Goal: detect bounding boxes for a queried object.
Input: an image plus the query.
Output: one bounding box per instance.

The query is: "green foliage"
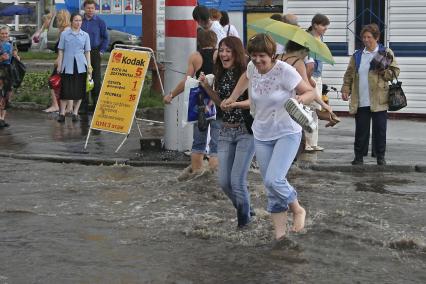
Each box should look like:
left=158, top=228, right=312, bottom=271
left=14, top=71, right=51, bottom=105
left=13, top=70, right=164, bottom=109
left=138, top=71, right=164, bottom=108
left=19, top=52, right=57, bottom=61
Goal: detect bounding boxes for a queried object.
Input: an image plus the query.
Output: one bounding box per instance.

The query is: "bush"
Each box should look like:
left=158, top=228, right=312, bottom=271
left=13, top=71, right=51, bottom=105
left=13, top=70, right=164, bottom=109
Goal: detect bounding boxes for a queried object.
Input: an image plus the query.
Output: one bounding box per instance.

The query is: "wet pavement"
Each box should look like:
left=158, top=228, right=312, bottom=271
left=0, top=110, right=426, bottom=283
left=0, top=110, right=425, bottom=170
left=0, top=158, right=425, bottom=283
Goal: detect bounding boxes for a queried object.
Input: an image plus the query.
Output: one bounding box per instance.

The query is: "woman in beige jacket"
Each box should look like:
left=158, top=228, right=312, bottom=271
left=342, top=23, right=400, bottom=165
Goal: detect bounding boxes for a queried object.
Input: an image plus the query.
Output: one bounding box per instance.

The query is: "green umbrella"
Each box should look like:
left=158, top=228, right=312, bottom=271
left=248, top=18, right=335, bottom=65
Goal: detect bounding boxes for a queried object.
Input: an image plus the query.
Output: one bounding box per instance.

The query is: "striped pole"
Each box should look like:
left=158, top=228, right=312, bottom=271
left=164, top=0, right=197, bottom=151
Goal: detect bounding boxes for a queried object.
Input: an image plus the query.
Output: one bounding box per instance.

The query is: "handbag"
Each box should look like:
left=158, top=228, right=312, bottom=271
left=48, top=73, right=61, bottom=92
left=10, top=57, right=26, bottom=88
left=388, top=70, right=407, bottom=111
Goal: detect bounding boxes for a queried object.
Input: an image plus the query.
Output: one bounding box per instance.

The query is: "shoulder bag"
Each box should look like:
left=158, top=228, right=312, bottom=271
left=388, top=69, right=407, bottom=111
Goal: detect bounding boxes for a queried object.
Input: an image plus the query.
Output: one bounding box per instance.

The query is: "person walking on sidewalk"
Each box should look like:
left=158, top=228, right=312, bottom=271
left=56, top=13, right=92, bottom=123
left=0, top=26, right=20, bottom=128
left=44, top=9, right=71, bottom=113
left=81, top=0, right=109, bottom=113
left=342, top=23, right=400, bottom=166
left=223, top=33, right=315, bottom=241
left=199, top=36, right=254, bottom=228
left=306, top=13, right=330, bottom=152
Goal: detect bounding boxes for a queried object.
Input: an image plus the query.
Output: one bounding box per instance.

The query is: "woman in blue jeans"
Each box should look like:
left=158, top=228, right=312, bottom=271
left=200, top=36, right=254, bottom=228
left=223, top=33, right=315, bottom=241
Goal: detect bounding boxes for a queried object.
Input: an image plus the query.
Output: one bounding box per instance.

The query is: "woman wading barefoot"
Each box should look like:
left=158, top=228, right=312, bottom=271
left=223, top=33, right=315, bottom=240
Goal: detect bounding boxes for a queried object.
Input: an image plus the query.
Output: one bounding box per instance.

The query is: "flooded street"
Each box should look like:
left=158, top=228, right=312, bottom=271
left=0, top=158, right=425, bottom=283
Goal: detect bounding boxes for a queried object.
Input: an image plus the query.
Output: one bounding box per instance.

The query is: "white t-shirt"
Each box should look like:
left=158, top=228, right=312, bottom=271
left=210, top=21, right=226, bottom=46
left=222, top=24, right=239, bottom=38
left=246, top=60, right=303, bottom=141
left=359, top=46, right=378, bottom=107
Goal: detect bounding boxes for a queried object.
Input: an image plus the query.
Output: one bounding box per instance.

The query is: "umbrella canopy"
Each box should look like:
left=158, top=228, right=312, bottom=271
left=248, top=18, right=335, bottom=65
left=0, top=5, right=33, bottom=16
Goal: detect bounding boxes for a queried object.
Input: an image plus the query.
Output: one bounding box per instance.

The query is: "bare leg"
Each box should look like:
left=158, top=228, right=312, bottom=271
left=289, top=200, right=306, bottom=232
left=0, top=109, right=6, bottom=120
left=271, top=212, right=288, bottom=240
left=208, top=156, right=219, bottom=171
left=191, top=152, right=205, bottom=172
left=73, top=99, right=82, bottom=115
left=43, top=90, right=59, bottom=112
left=59, top=100, right=67, bottom=115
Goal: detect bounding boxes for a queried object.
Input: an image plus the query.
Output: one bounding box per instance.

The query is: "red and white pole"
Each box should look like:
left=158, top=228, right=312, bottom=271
left=164, top=0, right=197, bottom=151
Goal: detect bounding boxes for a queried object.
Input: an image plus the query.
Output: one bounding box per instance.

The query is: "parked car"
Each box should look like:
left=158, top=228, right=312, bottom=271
left=46, top=15, right=140, bottom=51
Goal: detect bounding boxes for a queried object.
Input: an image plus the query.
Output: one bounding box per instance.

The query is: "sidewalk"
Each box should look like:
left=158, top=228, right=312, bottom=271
left=1, top=110, right=425, bottom=172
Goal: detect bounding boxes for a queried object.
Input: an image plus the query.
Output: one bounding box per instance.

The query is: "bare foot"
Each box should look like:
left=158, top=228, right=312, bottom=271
left=291, top=207, right=306, bottom=232
left=43, top=106, right=59, bottom=113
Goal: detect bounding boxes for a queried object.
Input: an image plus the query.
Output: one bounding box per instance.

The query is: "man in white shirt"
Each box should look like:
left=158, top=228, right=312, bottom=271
left=193, top=5, right=226, bottom=46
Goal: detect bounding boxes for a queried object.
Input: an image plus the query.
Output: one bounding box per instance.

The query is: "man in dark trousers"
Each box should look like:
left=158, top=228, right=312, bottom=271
left=81, top=0, right=109, bottom=113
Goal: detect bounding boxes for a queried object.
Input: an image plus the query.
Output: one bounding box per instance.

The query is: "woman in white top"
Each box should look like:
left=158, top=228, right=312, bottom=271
left=219, top=11, right=239, bottom=38
left=223, top=33, right=315, bottom=242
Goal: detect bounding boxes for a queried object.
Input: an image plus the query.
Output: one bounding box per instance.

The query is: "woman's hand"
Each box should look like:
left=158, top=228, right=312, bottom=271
left=341, top=91, right=350, bottom=101
left=198, top=72, right=208, bottom=88
left=163, top=92, right=174, bottom=104
left=87, top=65, right=93, bottom=75
left=0, top=53, right=9, bottom=61
left=323, top=104, right=333, bottom=113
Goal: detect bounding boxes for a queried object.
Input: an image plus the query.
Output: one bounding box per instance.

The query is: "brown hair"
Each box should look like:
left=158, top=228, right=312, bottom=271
left=83, top=0, right=97, bottom=7
left=197, top=29, right=217, bottom=48
left=214, top=36, right=247, bottom=90
left=209, top=8, right=221, bottom=21
left=360, top=23, right=381, bottom=40
left=247, top=33, right=276, bottom=58
left=308, top=13, right=330, bottom=31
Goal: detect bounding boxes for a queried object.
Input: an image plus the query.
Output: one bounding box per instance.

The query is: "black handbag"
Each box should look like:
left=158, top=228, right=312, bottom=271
left=388, top=70, right=407, bottom=111
left=10, top=57, right=26, bottom=88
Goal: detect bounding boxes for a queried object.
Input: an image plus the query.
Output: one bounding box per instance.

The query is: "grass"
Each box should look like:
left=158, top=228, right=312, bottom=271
left=13, top=70, right=164, bottom=109
left=19, top=51, right=111, bottom=61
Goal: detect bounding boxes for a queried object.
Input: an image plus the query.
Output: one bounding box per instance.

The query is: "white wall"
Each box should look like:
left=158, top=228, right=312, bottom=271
left=229, top=11, right=244, bottom=40
left=284, top=0, right=426, bottom=114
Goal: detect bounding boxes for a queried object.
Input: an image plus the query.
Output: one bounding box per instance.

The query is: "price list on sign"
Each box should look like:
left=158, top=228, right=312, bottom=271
left=91, top=49, right=151, bottom=134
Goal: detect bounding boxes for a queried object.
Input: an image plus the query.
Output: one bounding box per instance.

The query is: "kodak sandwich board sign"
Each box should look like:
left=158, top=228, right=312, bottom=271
left=90, top=48, right=151, bottom=134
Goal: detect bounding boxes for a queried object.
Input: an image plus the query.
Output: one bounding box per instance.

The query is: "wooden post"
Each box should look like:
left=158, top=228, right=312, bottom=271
left=141, top=0, right=164, bottom=94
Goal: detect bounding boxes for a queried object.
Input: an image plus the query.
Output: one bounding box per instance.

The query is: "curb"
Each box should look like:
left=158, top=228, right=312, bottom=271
left=1, top=152, right=425, bottom=172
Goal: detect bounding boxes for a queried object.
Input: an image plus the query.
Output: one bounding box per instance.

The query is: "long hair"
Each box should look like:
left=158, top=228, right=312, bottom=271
left=56, top=9, right=71, bottom=34
left=214, top=36, right=247, bottom=90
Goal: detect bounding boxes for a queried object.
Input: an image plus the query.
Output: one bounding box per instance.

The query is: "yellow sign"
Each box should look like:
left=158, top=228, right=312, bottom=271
left=91, top=49, right=151, bottom=134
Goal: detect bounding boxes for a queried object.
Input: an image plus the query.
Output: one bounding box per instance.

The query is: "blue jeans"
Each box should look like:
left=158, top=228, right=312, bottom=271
left=254, top=132, right=301, bottom=213
left=218, top=125, right=255, bottom=227
left=192, top=119, right=222, bottom=156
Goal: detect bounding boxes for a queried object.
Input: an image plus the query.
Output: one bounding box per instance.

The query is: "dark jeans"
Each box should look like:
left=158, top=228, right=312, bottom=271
left=81, top=49, right=101, bottom=111
left=354, top=107, right=387, bottom=159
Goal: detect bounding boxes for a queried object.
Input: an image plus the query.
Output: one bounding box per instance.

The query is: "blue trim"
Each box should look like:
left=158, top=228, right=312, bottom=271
left=326, top=42, right=348, bottom=56
left=198, top=0, right=246, bottom=11
left=389, top=42, right=426, bottom=57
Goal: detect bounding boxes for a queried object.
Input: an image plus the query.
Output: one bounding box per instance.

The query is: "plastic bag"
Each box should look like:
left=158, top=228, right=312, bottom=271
left=182, top=75, right=216, bottom=128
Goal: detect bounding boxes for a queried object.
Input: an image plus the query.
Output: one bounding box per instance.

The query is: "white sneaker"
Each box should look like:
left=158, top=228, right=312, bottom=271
left=284, top=98, right=317, bottom=133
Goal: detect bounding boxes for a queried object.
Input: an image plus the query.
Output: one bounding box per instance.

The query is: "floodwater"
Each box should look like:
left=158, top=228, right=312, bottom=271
left=0, top=158, right=425, bottom=283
